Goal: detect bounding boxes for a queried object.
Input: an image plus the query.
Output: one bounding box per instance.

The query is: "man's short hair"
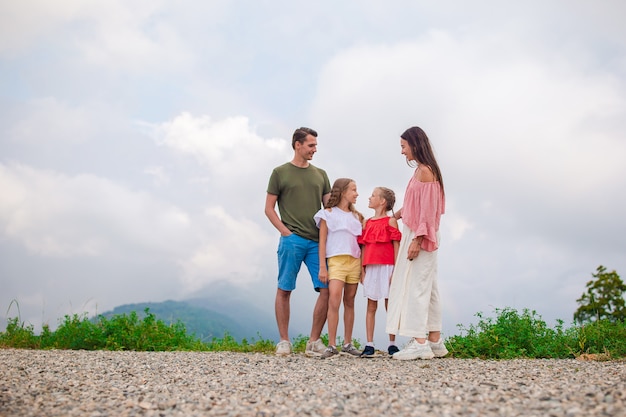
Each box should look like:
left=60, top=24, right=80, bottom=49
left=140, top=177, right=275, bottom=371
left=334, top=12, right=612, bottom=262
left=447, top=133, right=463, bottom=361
left=292, top=127, right=318, bottom=149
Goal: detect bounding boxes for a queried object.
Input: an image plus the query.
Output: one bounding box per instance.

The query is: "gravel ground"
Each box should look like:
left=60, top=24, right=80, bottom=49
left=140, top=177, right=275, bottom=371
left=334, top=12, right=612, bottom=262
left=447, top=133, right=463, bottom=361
left=0, top=349, right=624, bottom=417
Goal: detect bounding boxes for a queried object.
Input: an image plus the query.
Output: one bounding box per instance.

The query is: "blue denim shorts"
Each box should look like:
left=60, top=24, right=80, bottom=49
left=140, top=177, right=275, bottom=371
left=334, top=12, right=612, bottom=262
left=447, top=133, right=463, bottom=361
left=277, top=233, right=328, bottom=292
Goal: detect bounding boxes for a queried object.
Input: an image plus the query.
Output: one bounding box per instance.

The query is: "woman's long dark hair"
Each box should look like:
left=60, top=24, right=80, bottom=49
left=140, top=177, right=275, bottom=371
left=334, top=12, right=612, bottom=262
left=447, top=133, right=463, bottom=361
left=401, top=126, right=445, bottom=196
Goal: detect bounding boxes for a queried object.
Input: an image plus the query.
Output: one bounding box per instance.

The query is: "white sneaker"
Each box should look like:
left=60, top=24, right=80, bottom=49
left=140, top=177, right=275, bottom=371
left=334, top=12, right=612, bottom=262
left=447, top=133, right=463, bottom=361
left=305, top=338, right=327, bottom=357
left=393, top=338, right=435, bottom=360
left=429, top=338, right=449, bottom=358
left=275, top=340, right=292, bottom=356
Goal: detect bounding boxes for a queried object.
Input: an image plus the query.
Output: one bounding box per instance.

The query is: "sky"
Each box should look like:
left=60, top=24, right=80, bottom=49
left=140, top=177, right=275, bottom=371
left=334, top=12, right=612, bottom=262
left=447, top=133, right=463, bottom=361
left=1, top=0, right=625, bottom=346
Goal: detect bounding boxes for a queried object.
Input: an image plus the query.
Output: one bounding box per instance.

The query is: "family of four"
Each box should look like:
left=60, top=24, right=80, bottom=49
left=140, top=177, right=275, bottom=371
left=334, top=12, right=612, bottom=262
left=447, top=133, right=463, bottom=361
left=264, top=126, right=447, bottom=360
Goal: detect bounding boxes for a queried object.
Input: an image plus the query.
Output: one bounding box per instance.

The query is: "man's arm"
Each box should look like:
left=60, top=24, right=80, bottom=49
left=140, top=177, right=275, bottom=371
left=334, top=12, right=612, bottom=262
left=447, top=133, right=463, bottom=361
left=322, top=192, right=330, bottom=208
left=265, top=193, right=292, bottom=236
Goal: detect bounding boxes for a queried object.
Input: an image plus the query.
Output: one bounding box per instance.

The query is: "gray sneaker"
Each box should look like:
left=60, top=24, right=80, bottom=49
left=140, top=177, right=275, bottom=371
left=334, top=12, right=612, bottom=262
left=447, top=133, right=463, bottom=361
left=321, top=346, right=339, bottom=359
left=340, top=343, right=362, bottom=357
left=429, top=338, right=449, bottom=358
left=305, top=338, right=327, bottom=357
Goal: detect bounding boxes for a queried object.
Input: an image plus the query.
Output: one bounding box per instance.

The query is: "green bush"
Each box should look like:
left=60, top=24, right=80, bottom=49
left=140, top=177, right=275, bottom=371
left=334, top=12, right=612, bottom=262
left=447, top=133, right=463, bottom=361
left=0, top=300, right=40, bottom=349
left=96, top=309, right=206, bottom=351
left=0, top=317, right=40, bottom=349
left=0, top=308, right=207, bottom=351
left=575, top=318, right=626, bottom=356
left=447, top=307, right=626, bottom=359
left=53, top=313, right=105, bottom=350
left=205, top=332, right=275, bottom=353
left=1, top=305, right=624, bottom=359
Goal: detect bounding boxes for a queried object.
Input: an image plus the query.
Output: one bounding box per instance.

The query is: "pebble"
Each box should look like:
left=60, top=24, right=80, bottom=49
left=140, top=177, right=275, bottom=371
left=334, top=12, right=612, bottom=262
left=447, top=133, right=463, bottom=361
left=0, top=349, right=624, bottom=416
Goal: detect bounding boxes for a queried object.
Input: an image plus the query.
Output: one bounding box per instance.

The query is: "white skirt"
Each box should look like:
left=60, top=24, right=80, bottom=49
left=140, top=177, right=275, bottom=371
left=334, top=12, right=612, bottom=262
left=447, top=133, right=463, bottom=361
left=361, top=264, right=394, bottom=301
left=385, top=224, right=441, bottom=339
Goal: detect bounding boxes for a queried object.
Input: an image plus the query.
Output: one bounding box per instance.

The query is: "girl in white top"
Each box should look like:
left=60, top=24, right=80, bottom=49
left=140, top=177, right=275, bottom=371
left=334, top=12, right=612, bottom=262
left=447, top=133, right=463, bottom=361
left=314, top=178, right=364, bottom=358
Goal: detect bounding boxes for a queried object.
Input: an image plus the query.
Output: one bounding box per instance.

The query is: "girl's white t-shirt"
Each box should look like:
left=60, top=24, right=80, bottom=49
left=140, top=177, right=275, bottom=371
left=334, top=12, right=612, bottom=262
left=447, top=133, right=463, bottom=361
left=314, top=207, right=362, bottom=258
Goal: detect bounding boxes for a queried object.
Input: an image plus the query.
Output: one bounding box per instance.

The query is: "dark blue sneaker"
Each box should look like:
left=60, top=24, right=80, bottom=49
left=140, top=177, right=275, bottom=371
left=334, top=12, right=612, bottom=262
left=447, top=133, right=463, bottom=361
left=360, top=345, right=376, bottom=358
left=388, top=345, right=400, bottom=356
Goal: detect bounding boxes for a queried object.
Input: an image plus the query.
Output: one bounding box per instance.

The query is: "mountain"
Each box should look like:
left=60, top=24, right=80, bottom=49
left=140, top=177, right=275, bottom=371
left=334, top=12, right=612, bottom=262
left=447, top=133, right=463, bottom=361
left=98, top=298, right=279, bottom=343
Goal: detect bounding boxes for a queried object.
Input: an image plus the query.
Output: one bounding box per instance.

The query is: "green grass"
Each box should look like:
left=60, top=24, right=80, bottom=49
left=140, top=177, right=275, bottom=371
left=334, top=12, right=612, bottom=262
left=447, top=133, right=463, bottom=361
left=1, top=306, right=624, bottom=359
left=446, top=307, right=626, bottom=359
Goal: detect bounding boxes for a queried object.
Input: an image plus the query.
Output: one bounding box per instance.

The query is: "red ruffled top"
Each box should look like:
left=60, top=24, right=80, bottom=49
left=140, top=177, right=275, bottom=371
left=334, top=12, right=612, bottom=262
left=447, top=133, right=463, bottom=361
left=358, top=217, right=402, bottom=265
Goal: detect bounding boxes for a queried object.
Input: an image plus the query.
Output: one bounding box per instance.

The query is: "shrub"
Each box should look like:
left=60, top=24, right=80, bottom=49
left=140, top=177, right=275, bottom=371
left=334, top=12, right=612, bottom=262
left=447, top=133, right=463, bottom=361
left=447, top=307, right=626, bottom=359
left=52, top=313, right=105, bottom=350
left=1, top=305, right=624, bottom=358
left=98, top=308, right=204, bottom=351
left=0, top=317, right=39, bottom=349
left=206, top=332, right=275, bottom=353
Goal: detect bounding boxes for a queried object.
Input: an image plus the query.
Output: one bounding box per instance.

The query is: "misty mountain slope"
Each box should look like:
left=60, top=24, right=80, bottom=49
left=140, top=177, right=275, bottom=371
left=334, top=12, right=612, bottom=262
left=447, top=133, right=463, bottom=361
left=98, top=298, right=279, bottom=342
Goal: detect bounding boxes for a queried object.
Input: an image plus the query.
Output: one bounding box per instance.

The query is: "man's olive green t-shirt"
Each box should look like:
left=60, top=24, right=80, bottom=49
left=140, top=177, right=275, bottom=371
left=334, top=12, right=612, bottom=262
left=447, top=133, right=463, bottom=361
left=267, top=162, right=331, bottom=242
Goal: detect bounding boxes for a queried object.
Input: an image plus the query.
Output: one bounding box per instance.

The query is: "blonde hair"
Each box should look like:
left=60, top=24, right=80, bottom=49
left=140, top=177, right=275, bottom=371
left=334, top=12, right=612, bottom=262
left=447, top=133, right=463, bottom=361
left=326, top=178, right=364, bottom=222
left=375, top=186, right=396, bottom=217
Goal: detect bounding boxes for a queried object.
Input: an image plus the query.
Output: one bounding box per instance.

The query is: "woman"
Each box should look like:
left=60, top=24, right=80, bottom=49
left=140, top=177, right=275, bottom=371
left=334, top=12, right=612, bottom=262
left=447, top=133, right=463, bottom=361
left=385, top=126, right=448, bottom=360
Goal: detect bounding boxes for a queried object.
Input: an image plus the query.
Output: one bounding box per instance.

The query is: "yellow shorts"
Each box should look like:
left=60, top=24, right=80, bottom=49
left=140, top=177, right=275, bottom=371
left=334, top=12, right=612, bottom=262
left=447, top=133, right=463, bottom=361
left=327, top=255, right=361, bottom=284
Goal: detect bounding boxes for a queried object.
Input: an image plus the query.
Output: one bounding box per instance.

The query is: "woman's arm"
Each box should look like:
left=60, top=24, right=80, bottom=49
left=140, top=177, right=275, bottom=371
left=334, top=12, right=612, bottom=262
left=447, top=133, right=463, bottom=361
left=407, top=236, right=422, bottom=261
left=388, top=216, right=401, bottom=263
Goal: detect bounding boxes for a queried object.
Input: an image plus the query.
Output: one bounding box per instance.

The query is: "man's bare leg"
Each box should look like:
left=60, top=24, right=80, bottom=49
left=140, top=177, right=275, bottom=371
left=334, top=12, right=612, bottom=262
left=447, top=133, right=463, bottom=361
left=309, top=287, right=329, bottom=340
left=275, top=288, right=291, bottom=341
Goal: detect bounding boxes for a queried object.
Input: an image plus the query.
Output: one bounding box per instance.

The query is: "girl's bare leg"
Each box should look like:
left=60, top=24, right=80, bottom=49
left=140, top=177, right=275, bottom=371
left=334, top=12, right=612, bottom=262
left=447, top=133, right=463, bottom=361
left=384, top=298, right=396, bottom=343
left=366, top=298, right=378, bottom=343
left=327, top=279, right=344, bottom=347
left=342, top=282, right=358, bottom=344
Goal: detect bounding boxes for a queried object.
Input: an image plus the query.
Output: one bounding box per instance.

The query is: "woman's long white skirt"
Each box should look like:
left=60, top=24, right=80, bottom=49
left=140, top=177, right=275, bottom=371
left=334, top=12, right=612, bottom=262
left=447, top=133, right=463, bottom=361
left=385, top=225, right=441, bottom=339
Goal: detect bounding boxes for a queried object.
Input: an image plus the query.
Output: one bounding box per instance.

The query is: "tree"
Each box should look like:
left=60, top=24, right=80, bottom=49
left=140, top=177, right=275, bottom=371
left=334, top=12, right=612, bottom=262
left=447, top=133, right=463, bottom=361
left=574, top=265, right=626, bottom=323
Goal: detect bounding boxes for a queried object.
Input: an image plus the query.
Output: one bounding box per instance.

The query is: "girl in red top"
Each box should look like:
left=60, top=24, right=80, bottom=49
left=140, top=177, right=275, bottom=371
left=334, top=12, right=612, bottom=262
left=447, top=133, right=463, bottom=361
left=358, top=187, right=402, bottom=357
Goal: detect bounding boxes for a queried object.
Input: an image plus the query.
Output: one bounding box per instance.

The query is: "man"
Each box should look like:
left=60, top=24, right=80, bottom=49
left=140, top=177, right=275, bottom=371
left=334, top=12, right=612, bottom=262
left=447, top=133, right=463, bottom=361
left=265, top=127, right=331, bottom=356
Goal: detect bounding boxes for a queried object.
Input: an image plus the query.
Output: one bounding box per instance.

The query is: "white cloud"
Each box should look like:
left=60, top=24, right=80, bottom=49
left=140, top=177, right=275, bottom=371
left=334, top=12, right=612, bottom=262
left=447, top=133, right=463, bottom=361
left=0, top=0, right=193, bottom=73
left=312, top=30, right=626, bottom=227
left=0, top=163, right=191, bottom=258
left=136, top=112, right=290, bottom=291
left=0, top=148, right=282, bottom=298
left=143, top=166, right=170, bottom=187
left=443, top=206, right=474, bottom=242
left=145, top=112, right=290, bottom=183
left=75, top=10, right=194, bottom=74
left=0, top=0, right=84, bottom=53
left=179, top=206, right=274, bottom=292
left=7, top=97, right=95, bottom=144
